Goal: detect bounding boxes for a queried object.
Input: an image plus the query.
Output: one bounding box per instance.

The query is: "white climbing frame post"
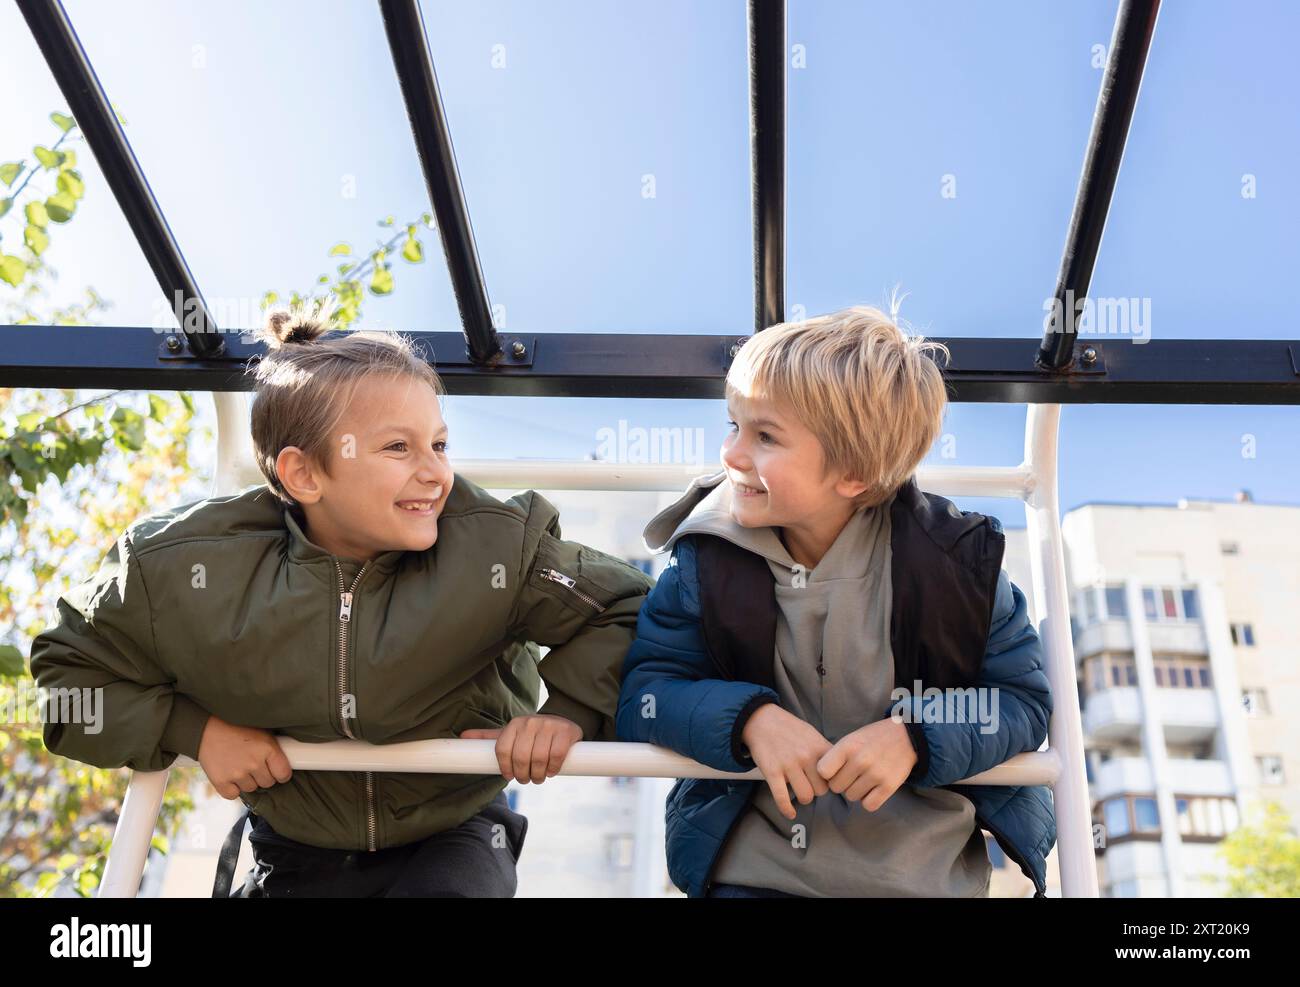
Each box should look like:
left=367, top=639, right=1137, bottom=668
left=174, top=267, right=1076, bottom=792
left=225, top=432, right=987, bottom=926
left=1024, top=403, right=1099, bottom=898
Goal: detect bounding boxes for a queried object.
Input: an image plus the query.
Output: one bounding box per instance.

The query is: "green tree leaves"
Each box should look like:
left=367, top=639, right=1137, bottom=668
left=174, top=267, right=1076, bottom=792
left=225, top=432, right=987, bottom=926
left=0, top=112, right=87, bottom=287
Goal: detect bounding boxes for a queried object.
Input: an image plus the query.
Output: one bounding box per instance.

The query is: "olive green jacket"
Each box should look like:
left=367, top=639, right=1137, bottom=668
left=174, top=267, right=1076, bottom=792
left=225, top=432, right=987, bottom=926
left=28, top=476, right=654, bottom=851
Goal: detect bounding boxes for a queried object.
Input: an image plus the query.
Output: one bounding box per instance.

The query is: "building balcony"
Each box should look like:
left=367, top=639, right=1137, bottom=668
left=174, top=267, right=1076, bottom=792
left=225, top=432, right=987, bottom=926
left=1091, top=756, right=1232, bottom=802
left=1101, top=839, right=1167, bottom=890
left=1155, top=688, right=1219, bottom=744
left=1073, top=618, right=1208, bottom=660
left=1083, top=687, right=1143, bottom=742
left=1082, top=687, right=1219, bottom=745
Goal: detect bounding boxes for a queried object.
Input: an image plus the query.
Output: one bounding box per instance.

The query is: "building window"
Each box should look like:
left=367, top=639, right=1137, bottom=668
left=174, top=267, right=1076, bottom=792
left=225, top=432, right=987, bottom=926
left=1161, top=589, right=1178, bottom=619
left=1082, top=587, right=1098, bottom=625
left=1125, top=664, right=1138, bottom=686
left=1230, top=622, right=1257, bottom=646
left=1222, top=800, right=1240, bottom=832
left=1242, top=688, right=1269, bottom=716
left=1258, top=756, right=1285, bottom=785
left=1153, top=656, right=1211, bottom=690
left=1143, top=588, right=1158, bottom=621
left=1104, top=799, right=1131, bottom=839
left=1220, top=541, right=1239, bottom=555
left=1104, top=585, right=1128, bottom=619
left=1111, top=665, right=1122, bottom=687
left=1181, top=589, right=1199, bottom=620
left=1133, top=798, right=1160, bottom=832
left=1176, top=796, right=1240, bottom=838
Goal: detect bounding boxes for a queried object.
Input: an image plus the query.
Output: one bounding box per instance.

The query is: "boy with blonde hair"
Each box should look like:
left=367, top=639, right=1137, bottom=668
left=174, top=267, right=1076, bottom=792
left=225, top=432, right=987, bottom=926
left=616, top=305, right=1055, bottom=897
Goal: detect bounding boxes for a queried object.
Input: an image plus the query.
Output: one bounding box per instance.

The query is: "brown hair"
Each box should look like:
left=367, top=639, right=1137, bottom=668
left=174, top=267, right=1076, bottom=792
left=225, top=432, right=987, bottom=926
left=726, top=304, right=950, bottom=508
left=245, top=298, right=445, bottom=508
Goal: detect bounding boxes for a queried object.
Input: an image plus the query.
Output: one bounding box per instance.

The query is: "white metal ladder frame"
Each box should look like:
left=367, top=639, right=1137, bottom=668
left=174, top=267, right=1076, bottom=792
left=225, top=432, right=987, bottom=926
left=96, top=394, right=1094, bottom=897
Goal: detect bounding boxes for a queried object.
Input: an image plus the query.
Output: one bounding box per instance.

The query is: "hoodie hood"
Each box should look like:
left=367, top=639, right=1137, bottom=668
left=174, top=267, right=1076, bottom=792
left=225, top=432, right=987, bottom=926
left=643, top=469, right=795, bottom=567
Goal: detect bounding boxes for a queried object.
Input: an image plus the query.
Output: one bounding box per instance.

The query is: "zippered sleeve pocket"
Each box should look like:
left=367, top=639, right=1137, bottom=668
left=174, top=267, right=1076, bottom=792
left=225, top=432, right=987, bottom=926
left=526, top=538, right=630, bottom=618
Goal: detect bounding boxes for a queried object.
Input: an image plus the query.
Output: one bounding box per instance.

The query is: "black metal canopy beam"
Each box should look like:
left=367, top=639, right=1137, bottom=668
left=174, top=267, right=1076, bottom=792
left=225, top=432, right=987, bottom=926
left=1039, top=0, right=1160, bottom=372
left=15, top=0, right=222, bottom=358
left=3, top=325, right=1297, bottom=404
left=379, top=0, right=502, bottom=366
left=748, top=0, right=786, bottom=333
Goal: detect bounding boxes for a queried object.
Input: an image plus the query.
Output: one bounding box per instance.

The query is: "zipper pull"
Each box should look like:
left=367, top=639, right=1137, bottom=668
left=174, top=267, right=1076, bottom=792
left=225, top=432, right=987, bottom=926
left=540, top=567, right=576, bottom=589
left=339, top=591, right=353, bottom=622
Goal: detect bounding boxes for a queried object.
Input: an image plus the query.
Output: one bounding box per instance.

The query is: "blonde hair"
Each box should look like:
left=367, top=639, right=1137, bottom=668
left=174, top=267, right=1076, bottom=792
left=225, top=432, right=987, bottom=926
left=246, top=298, right=445, bottom=508
left=726, top=303, right=950, bottom=507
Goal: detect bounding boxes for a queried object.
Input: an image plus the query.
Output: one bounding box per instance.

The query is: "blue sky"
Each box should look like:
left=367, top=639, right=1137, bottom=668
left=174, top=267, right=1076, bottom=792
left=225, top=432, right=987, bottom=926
left=3, top=0, right=1297, bottom=526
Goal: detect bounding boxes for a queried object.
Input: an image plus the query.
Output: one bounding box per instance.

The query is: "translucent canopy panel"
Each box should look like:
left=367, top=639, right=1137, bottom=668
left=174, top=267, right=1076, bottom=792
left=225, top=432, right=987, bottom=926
left=1088, top=0, right=1300, bottom=341
left=60, top=0, right=459, bottom=333
left=420, top=0, right=752, bottom=335
left=786, top=0, right=1115, bottom=338
left=0, top=2, right=164, bottom=327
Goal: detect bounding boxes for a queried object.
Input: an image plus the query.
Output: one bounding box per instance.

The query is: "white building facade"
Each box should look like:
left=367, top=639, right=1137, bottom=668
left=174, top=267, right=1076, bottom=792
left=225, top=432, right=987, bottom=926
left=1056, top=492, right=1298, bottom=897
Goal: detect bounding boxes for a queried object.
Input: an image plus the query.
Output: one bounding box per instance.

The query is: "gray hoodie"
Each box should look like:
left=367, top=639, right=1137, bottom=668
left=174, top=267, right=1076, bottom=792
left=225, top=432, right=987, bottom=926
left=644, top=471, right=991, bottom=897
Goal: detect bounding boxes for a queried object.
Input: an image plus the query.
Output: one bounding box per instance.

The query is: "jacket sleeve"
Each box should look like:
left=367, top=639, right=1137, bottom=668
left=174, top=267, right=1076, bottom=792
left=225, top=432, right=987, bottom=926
left=615, top=536, right=779, bottom=773
left=508, top=491, right=655, bottom=743
left=888, top=569, right=1053, bottom=788
left=27, top=530, right=212, bottom=771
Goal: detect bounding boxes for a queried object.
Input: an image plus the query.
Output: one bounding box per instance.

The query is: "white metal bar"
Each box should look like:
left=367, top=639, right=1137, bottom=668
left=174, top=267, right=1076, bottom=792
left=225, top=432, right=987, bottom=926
left=98, top=768, right=168, bottom=898
left=1023, top=404, right=1099, bottom=898
left=165, top=740, right=1060, bottom=786
left=455, top=459, right=1035, bottom=499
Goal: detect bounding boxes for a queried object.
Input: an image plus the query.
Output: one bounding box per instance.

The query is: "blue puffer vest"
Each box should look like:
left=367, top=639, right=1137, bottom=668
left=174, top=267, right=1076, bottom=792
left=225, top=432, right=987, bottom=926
left=616, top=473, right=1056, bottom=897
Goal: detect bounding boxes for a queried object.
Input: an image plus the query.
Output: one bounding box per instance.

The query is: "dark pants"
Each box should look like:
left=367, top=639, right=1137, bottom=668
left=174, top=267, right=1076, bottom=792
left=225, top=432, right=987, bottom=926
left=707, top=882, right=804, bottom=898
left=237, top=791, right=527, bottom=898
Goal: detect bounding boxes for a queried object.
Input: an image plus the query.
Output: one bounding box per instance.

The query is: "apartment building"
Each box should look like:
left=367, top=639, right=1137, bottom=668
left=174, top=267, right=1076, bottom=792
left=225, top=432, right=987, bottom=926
left=1059, top=490, right=1298, bottom=897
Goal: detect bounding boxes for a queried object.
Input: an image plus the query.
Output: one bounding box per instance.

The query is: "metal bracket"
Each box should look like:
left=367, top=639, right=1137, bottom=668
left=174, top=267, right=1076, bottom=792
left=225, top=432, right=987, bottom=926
left=1070, top=341, right=1108, bottom=375
left=157, top=333, right=242, bottom=362
left=723, top=336, right=750, bottom=372
left=432, top=334, right=536, bottom=369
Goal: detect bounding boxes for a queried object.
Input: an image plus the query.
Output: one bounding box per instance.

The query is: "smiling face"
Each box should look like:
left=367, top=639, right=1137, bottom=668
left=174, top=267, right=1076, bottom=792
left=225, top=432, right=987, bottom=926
left=721, top=389, right=869, bottom=568
left=276, top=372, right=454, bottom=562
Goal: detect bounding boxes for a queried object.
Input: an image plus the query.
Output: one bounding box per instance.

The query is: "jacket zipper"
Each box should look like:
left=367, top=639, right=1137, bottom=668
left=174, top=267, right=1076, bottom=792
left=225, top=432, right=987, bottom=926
left=972, top=804, right=1045, bottom=897
left=334, top=559, right=378, bottom=852
left=702, top=781, right=761, bottom=896
left=538, top=567, right=606, bottom=612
